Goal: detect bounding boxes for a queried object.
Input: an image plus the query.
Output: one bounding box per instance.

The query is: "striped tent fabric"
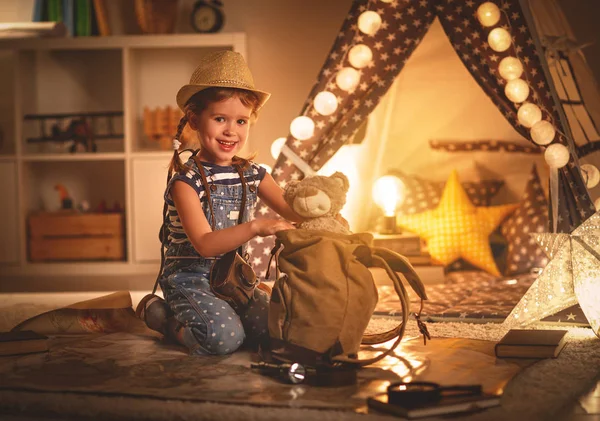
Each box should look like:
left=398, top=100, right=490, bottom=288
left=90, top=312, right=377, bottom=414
left=249, top=0, right=594, bottom=279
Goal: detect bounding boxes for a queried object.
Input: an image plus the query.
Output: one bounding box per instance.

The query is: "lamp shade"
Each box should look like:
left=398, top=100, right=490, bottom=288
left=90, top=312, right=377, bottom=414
left=358, top=11, right=382, bottom=35
left=531, top=120, right=556, bottom=145
left=336, top=67, right=360, bottom=91
left=499, top=56, right=523, bottom=81
left=477, top=2, right=501, bottom=27
left=290, top=116, right=314, bottom=141
left=544, top=143, right=570, bottom=169
left=372, top=175, right=405, bottom=216
left=517, top=102, right=542, bottom=128
left=505, top=79, right=530, bottom=103
left=488, top=27, right=512, bottom=52
left=348, top=44, right=372, bottom=69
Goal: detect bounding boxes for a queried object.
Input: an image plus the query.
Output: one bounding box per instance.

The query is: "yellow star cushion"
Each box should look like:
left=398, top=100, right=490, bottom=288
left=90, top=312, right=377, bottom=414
left=397, top=171, right=518, bottom=276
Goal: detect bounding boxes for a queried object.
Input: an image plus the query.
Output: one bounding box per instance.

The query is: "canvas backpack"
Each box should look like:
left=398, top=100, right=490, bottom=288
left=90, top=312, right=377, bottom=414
left=266, top=229, right=429, bottom=367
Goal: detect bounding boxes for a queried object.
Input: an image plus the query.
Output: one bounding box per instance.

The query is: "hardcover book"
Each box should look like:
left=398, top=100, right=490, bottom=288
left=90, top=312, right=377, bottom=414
left=495, top=329, right=567, bottom=359
left=0, top=330, right=49, bottom=357
left=367, top=391, right=501, bottom=419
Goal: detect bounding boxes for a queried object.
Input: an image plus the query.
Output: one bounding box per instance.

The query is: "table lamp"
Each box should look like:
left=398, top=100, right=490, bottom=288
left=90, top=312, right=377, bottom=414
left=372, top=175, right=405, bottom=234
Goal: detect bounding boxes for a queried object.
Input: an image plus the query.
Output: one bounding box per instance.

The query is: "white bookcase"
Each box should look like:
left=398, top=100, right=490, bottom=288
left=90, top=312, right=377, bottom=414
left=0, top=33, right=246, bottom=278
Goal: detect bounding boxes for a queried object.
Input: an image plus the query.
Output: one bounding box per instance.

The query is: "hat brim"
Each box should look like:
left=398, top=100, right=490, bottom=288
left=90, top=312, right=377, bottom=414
left=176, top=84, right=271, bottom=112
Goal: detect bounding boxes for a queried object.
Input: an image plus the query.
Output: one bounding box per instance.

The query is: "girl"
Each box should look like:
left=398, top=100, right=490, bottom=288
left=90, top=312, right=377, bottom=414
left=137, top=50, right=301, bottom=356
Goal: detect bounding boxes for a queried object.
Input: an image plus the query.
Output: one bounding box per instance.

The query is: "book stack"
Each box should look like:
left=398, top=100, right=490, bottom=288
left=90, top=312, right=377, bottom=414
left=32, top=0, right=111, bottom=37
left=372, top=233, right=430, bottom=265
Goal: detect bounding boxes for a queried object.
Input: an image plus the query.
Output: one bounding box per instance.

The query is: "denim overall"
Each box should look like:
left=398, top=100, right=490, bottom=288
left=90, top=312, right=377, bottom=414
left=160, top=160, right=268, bottom=355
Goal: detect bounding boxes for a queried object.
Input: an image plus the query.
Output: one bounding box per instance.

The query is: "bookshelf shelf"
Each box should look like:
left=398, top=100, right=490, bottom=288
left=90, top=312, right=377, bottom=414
left=0, top=33, right=247, bottom=52
left=0, top=33, right=246, bottom=277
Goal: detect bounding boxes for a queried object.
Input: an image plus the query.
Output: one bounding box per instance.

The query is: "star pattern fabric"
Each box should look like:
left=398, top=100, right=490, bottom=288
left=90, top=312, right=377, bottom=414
left=397, top=171, right=518, bottom=276
left=249, top=0, right=593, bottom=279
left=505, top=210, right=600, bottom=337
left=501, top=164, right=549, bottom=275
left=390, top=170, right=504, bottom=215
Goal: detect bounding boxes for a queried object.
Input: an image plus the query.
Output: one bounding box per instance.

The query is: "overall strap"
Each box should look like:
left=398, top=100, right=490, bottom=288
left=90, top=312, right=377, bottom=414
left=193, top=155, right=216, bottom=230
left=193, top=156, right=249, bottom=256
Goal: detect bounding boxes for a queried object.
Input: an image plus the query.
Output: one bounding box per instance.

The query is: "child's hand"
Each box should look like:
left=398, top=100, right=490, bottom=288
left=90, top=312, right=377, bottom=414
left=251, top=219, right=296, bottom=237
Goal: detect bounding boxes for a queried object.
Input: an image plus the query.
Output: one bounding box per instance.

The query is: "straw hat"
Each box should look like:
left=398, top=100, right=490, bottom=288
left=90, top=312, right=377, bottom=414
left=176, top=50, right=271, bottom=112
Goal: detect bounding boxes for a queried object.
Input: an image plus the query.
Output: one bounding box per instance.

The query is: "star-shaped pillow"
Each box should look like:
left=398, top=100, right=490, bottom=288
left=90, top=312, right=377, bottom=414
left=500, top=165, right=549, bottom=275
left=397, top=171, right=518, bottom=276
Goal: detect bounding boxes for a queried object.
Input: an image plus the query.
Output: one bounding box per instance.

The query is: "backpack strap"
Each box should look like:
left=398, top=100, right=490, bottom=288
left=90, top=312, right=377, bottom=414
left=333, top=247, right=430, bottom=366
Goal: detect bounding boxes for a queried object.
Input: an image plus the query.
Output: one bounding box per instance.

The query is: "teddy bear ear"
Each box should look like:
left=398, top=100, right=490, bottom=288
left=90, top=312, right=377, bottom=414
left=331, top=172, right=349, bottom=192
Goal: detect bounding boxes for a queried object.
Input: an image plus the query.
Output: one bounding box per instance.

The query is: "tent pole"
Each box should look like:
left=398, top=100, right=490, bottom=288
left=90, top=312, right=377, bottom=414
left=518, top=0, right=581, bottom=164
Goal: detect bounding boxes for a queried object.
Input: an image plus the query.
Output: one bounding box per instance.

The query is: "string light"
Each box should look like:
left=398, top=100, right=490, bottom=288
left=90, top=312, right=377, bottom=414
left=290, top=116, right=315, bottom=141
left=498, top=56, right=524, bottom=81
left=357, top=10, right=382, bottom=35
left=273, top=0, right=392, bottom=148
left=476, top=2, right=501, bottom=27
left=488, top=27, right=512, bottom=52
left=313, top=91, right=339, bottom=116
left=505, top=79, right=530, bottom=103
left=517, top=102, right=542, bottom=128
left=544, top=143, right=570, bottom=169
left=580, top=164, right=600, bottom=189
left=531, top=120, right=556, bottom=145
left=336, top=67, right=361, bottom=92
left=348, top=44, right=373, bottom=68
left=270, top=137, right=287, bottom=160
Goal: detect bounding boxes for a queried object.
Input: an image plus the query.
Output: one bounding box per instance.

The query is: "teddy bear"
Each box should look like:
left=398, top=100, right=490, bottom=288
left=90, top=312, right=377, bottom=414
left=283, top=171, right=351, bottom=234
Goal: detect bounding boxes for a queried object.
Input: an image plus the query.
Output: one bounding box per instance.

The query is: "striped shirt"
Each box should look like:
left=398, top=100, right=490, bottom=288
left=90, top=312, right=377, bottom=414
left=164, top=158, right=266, bottom=246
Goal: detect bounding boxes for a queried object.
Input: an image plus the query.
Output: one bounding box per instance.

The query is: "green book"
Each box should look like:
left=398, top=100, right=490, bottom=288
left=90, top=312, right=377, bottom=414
left=47, top=0, right=63, bottom=22
left=75, top=0, right=91, bottom=36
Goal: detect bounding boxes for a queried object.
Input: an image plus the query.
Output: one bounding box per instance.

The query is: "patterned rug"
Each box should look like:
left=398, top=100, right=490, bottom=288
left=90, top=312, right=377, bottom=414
left=0, top=293, right=598, bottom=421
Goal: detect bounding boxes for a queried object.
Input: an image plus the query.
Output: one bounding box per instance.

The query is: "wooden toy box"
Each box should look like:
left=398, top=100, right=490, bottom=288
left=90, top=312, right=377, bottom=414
left=28, top=212, right=125, bottom=261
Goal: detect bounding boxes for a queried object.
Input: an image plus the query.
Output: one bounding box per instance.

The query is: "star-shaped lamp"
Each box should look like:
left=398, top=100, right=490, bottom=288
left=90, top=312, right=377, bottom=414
left=397, top=171, right=518, bottom=276
left=504, top=210, right=600, bottom=337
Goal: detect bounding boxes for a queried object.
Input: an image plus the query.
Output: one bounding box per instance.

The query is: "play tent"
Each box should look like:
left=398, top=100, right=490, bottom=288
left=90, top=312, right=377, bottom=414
left=250, top=0, right=600, bottom=278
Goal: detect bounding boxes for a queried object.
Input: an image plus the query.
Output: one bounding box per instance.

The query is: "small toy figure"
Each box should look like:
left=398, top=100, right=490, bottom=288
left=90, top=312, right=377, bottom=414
left=55, top=184, right=73, bottom=209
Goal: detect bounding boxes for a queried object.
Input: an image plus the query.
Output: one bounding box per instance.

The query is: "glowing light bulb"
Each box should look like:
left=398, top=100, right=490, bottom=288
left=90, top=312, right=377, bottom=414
left=270, top=137, right=286, bottom=159
left=290, top=116, right=314, bottom=141
left=488, top=27, right=512, bottom=52
left=505, top=79, right=530, bottom=103
left=358, top=11, right=382, bottom=35
left=544, top=143, right=570, bottom=169
left=477, top=2, right=501, bottom=27
left=531, top=120, right=556, bottom=145
left=517, top=102, right=542, bottom=128
left=372, top=175, right=405, bottom=217
left=336, top=67, right=360, bottom=92
left=313, top=91, right=338, bottom=116
left=348, top=44, right=373, bottom=69
left=498, top=56, right=523, bottom=81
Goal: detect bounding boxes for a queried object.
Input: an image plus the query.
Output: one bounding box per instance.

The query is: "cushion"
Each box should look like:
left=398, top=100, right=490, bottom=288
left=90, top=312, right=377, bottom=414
left=397, top=170, right=518, bottom=276
left=391, top=170, right=504, bottom=215
left=500, top=165, right=549, bottom=275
